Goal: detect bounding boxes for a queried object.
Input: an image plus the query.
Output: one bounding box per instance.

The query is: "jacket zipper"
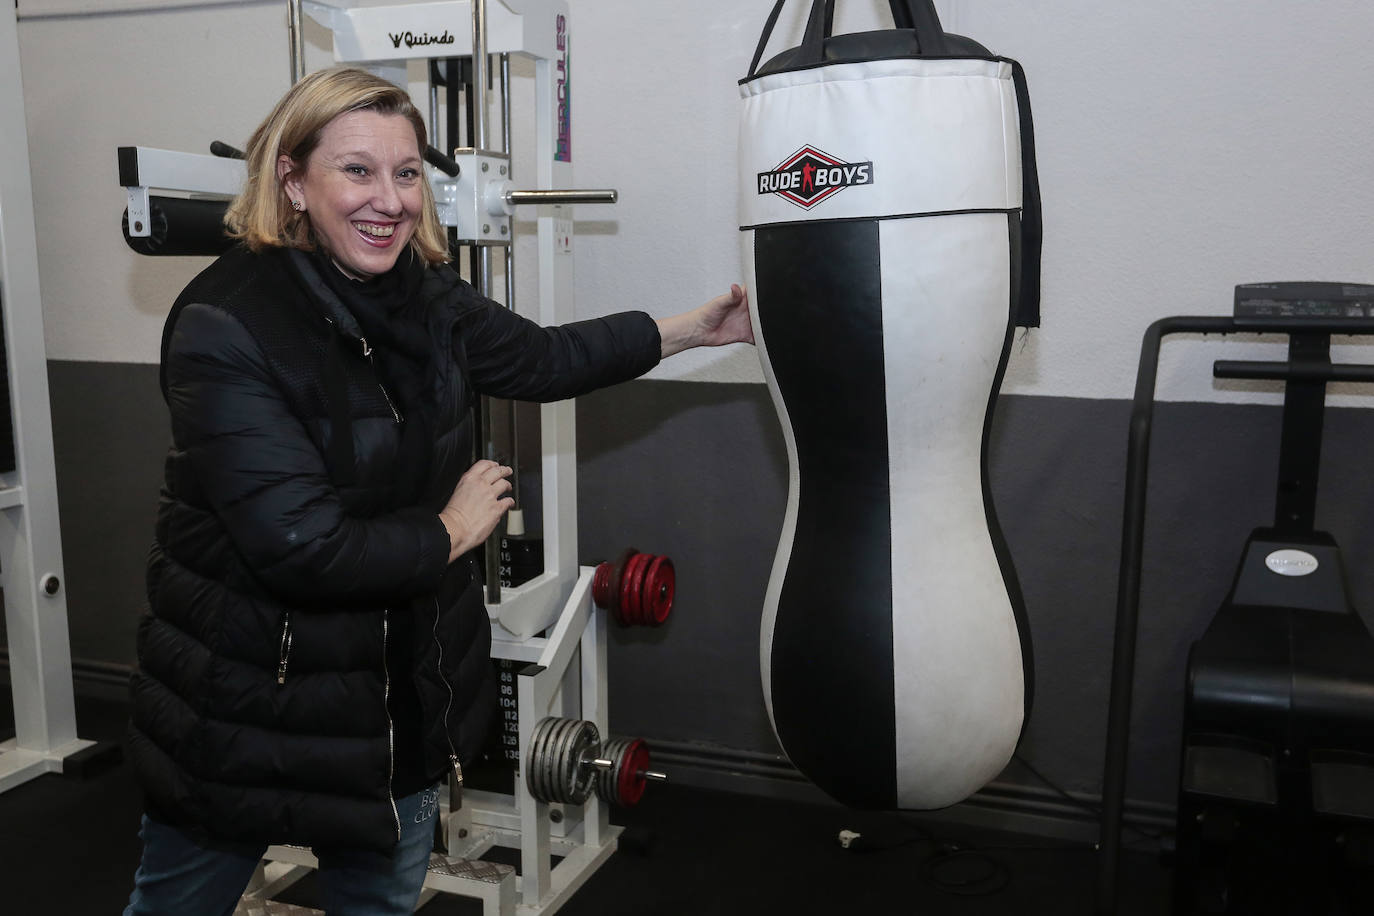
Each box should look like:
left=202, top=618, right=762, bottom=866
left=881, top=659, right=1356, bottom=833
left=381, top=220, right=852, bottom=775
left=321, top=318, right=404, bottom=426
left=432, top=596, right=464, bottom=810
left=360, top=337, right=404, bottom=425
left=382, top=610, right=401, bottom=842
left=276, top=612, right=293, bottom=685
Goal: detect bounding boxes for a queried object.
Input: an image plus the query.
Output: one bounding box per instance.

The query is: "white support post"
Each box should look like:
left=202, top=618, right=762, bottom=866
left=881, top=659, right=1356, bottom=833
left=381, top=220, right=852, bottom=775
left=0, top=8, right=90, bottom=792
left=531, top=35, right=579, bottom=621
left=508, top=569, right=619, bottom=913
left=579, top=590, right=610, bottom=848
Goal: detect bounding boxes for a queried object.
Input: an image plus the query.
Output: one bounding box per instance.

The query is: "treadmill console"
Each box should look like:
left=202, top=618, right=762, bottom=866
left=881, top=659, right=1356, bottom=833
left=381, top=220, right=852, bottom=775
left=1234, top=281, right=1374, bottom=319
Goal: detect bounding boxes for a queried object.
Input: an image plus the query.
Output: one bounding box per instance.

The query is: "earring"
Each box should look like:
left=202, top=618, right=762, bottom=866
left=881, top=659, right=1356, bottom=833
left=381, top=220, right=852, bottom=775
left=291, top=200, right=303, bottom=212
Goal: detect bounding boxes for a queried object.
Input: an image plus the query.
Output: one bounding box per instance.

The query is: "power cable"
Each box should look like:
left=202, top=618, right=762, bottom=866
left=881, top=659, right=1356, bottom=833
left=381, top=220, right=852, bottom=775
left=1012, top=754, right=1164, bottom=841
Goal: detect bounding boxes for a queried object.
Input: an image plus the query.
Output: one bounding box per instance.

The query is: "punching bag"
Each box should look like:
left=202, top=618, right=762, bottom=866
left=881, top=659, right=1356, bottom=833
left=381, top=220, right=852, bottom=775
left=740, top=0, right=1041, bottom=810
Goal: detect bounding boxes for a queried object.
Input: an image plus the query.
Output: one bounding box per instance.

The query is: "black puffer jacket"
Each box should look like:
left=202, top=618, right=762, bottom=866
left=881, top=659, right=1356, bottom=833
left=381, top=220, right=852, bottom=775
left=127, top=245, right=660, bottom=851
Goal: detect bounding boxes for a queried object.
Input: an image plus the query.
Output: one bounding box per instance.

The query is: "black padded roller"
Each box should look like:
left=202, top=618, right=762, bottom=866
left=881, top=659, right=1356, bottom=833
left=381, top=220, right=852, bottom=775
left=122, top=196, right=233, bottom=257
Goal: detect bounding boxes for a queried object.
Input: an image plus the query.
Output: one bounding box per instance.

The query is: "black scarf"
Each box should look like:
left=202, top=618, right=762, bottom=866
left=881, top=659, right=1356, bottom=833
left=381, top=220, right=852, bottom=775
left=315, top=248, right=435, bottom=507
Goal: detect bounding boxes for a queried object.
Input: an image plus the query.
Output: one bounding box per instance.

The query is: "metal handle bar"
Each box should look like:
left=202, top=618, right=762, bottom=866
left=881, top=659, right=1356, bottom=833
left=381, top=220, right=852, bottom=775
left=505, top=189, right=618, bottom=206
left=1214, top=360, right=1374, bottom=383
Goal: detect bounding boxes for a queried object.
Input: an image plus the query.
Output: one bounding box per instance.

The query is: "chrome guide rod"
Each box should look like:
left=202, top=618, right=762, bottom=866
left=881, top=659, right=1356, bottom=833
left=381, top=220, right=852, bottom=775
left=287, top=0, right=305, bottom=84
left=500, top=52, right=520, bottom=509
left=471, top=0, right=490, bottom=149
left=469, top=0, right=501, bottom=603
left=429, top=83, right=440, bottom=153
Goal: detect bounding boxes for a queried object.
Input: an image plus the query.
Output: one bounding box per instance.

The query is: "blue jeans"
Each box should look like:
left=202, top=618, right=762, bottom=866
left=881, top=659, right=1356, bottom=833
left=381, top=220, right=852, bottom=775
left=124, top=784, right=441, bottom=915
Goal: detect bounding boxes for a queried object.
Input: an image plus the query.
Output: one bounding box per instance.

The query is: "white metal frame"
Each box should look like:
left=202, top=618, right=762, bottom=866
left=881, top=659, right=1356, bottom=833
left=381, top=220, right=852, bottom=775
left=483, top=567, right=617, bottom=911
left=301, top=0, right=566, bottom=64
left=0, top=7, right=92, bottom=792
left=121, top=146, right=245, bottom=241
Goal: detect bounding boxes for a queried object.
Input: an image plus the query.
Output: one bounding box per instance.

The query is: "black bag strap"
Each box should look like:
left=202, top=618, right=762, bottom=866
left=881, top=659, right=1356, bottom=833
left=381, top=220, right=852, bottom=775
left=1010, top=59, right=1042, bottom=329
left=748, top=0, right=949, bottom=78
left=748, top=0, right=790, bottom=78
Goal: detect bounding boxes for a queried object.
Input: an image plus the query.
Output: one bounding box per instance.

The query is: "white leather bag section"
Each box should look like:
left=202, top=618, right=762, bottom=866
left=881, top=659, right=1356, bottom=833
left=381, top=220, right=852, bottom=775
left=881, top=213, right=1024, bottom=807
left=739, top=57, right=1022, bottom=228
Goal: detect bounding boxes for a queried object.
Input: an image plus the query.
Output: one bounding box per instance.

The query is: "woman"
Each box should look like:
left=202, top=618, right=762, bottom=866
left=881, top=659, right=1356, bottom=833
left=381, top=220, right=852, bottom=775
left=124, top=66, right=751, bottom=915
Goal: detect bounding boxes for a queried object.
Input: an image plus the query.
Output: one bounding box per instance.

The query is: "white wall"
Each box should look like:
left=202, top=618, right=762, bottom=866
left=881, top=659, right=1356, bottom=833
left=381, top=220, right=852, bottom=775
left=16, top=0, right=1374, bottom=401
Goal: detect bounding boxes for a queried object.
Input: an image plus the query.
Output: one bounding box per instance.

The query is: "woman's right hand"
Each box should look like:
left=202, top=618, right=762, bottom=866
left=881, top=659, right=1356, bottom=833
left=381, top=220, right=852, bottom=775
left=439, top=459, right=515, bottom=562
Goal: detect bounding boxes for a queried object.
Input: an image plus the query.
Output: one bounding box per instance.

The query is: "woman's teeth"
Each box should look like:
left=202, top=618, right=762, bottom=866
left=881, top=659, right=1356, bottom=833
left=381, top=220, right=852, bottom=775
left=354, top=223, right=395, bottom=238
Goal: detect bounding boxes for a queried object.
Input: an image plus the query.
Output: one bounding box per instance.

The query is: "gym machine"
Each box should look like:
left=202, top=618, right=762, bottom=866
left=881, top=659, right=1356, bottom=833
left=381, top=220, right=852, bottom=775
left=117, top=2, right=673, bottom=912
left=0, top=5, right=94, bottom=794
left=1096, top=283, right=1374, bottom=915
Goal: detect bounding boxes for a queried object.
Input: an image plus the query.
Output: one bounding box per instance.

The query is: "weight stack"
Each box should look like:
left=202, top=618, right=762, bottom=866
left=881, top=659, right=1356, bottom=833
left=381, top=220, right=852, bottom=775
left=738, top=0, right=1040, bottom=810
left=499, top=534, right=543, bottom=589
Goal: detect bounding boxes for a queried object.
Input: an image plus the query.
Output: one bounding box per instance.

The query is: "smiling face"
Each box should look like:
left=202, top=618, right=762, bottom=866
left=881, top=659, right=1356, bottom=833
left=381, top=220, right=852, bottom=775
left=280, top=110, right=424, bottom=280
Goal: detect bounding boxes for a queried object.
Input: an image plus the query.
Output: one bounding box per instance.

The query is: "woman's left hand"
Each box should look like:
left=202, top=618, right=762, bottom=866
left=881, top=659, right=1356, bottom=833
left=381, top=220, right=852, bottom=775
left=658, top=284, right=754, bottom=359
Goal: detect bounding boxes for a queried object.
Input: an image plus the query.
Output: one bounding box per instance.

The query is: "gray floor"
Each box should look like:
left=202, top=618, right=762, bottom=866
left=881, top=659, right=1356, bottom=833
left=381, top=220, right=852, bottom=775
left=0, top=692, right=1174, bottom=915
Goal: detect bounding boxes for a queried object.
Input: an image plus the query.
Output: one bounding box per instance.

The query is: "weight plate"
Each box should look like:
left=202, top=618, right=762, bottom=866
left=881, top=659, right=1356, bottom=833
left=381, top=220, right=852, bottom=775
left=616, top=552, right=642, bottom=626
left=541, top=717, right=598, bottom=804
left=542, top=717, right=571, bottom=802
left=624, top=552, right=651, bottom=626
left=592, top=562, right=614, bottom=609
left=526, top=717, right=558, bottom=801
left=617, top=738, right=651, bottom=807
left=604, top=547, right=637, bottom=622
left=550, top=717, right=578, bottom=803
left=567, top=720, right=601, bottom=804
left=595, top=736, right=651, bottom=807
left=526, top=717, right=547, bottom=800
left=531, top=716, right=577, bottom=803
left=596, top=737, right=628, bottom=804
left=643, top=555, right=675, bottom=626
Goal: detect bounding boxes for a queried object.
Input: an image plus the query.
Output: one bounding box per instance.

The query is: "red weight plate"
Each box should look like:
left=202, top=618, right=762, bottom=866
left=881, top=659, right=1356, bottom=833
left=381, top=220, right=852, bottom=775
left=618, top=552, right=645, bottom=626
left=624, top=552, right=652, bottom=627
left=605, top=547, right=637, bottom=624
left=617, top=553, right=641, bottom=626
left=617, top=739, right=651, bottom=807
left=592, top=562, right=614, bottom=608
left=643, top=556, right=675, bottom=626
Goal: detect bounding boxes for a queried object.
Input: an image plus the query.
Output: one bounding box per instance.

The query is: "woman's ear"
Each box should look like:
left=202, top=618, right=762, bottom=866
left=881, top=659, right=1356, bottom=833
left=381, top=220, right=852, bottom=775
left=277, top=154, right=303, bottom=206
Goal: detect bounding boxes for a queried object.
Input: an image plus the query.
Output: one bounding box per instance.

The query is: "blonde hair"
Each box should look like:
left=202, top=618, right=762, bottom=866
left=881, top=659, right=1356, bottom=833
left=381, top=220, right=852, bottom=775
left=225, top=67, right=449, bottom=265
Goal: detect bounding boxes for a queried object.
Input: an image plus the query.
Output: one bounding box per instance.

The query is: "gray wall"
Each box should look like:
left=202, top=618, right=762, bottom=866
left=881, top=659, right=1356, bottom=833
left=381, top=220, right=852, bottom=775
left=580, top=381, right=1374, bottom=817
left=34, top=362, right=1374, bottom=833
left=48, top=361, right=166, bottom=667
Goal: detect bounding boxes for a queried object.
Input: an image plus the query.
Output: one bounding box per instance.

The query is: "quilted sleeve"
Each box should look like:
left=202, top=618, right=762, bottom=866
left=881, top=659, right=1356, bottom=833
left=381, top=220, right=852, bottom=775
left=457, top=300, right=662, bottom=402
